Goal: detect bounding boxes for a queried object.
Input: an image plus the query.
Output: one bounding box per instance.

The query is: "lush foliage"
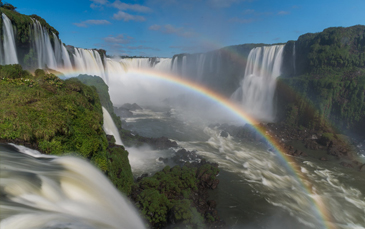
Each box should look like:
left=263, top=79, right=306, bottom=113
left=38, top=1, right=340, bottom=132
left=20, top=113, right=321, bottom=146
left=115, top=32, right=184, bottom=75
left=295, top=25, right=365, bottom=74
left=0, top=65, right=108, bottom=166
left=106, top=143, right=134, bottom=195
left=277, top=26, right=365, bottom=135
left=0, top=7, right=59, bottom=70
left=133, top=164, right=219, bottom=228
left=0, top=65, right=135, bottom=195
left=277, top=70, right=365, bottom=134
left=76, top=74, right=124, bottom=135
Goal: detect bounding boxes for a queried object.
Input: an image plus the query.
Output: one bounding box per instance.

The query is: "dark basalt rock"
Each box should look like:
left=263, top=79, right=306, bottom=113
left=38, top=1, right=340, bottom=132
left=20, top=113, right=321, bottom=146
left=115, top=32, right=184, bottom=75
left=340, top=162, right=354, bottom=168
left=319, top=157, right=328, bottom=161
left=121, top=103, right=142, bottom=111
left=141, top=136, right=178, bottom=150
left=304, top=139, right=320, bottom=150
left=317, top=136, right=331, bottom=147
left=158, top=157, right=169, bottom=163
left=172, top=148, right=200, bottom=165
left=114, top=107, right=133, bottom=118
left=360, top=164, right=365, bottom=172
left=220, top=131, right=229, bottom=138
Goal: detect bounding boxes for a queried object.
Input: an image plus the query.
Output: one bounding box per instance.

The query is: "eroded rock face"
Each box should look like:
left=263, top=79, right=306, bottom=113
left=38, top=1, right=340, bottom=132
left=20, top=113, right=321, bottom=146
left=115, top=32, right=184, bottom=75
left=121, top=103, right=142, bottom=111
left=114, top=107, right=133, bottom=117
left=360, top=164, right=365, bottom=172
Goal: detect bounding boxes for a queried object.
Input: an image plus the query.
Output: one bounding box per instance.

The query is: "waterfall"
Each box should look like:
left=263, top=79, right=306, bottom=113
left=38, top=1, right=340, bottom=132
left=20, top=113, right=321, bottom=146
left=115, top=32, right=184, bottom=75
left=153, top=58, right=172, bottom=72
left=196, top=54, right=206, bottom=81
left=61, top=44, right=73, bottom=70
left=53, top=33, right=63, bottom=66
left=230, top=45, right=285, bottom=121
left=181, top=56, right=187, bottom=77
left=102, top=107, right=123, bottom=145
left=1, top=13, right=18, bottom=65
left=32, top=19, right=58, bottom=69
left=0, top=143, right=145, bottom=229
left=72, top=48, right=106, bottom=80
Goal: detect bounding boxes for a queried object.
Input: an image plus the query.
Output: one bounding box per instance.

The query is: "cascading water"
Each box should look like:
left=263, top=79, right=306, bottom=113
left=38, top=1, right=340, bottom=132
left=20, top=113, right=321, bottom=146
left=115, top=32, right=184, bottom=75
left=72, top=48, right=106, bottom=79
left=61, top=44, right=73, bottom=70
left=0, top=143, right=145, bottom=229
left=153, top=58, right=172, bottom=72
left=102, top=107, right=123, bottom=145
left=53, top=33, right=63, bottom=65
left=1, top=13, right=18, bottom=65
left=230, top=45, right=285, bottom=121
left=196, top=54, right=206, bottom=81
left=32, top=19, right=58, bottom=69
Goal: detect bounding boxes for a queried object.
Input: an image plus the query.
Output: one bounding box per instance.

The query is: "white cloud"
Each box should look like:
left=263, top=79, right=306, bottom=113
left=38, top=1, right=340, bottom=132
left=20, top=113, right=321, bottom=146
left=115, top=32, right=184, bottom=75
left=278, top=11, right=290, bottom=15
left=149, top=24, right=194, bottom=37
left=112, top=0, right=152, bottom=12
left=113, top=11, right=146, bottom=21
left=91, top=0, right=108, bottom=4
left=127, top=45, right=160, bottom=51
left=90, top=0, right=108, bottom=9
left=149, top=24, right=161, bottom=31
left=243, top=9, right=255, bottom=14
left=229, top=17, right=254, bottom=24
left=73, top=20, right=111, bottom=27
left=207, top=0, right=248, bottom=8
left=103, top=34, right=134, bottom=44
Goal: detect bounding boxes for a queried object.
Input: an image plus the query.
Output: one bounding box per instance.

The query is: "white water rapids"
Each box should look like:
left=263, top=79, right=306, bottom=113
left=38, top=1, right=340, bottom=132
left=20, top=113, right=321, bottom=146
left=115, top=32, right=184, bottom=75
left=0, top=144, right=145, bottom=229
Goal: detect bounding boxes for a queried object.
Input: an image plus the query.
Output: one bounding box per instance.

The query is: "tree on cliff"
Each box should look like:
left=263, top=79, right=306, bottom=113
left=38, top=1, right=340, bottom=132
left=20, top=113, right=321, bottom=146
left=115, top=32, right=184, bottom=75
left=1, top=2, right=17, bottom=11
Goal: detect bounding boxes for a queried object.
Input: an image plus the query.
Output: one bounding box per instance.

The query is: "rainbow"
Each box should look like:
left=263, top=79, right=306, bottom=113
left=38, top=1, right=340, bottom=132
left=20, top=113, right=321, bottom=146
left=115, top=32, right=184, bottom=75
left=55, top=66, right=336, bottom=228
left=124, top=68, right=336, bottom=229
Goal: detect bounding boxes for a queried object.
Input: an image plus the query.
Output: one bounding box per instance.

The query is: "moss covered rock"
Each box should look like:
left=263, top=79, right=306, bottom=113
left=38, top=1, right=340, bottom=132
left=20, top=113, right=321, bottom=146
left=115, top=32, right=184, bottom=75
left=0, top=65, right=134, bottom=195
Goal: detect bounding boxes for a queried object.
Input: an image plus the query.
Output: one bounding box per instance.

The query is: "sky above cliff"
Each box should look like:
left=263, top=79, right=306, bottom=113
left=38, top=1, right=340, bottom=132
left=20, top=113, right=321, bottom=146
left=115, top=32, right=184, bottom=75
left=11, top=0, right=365, bottom=57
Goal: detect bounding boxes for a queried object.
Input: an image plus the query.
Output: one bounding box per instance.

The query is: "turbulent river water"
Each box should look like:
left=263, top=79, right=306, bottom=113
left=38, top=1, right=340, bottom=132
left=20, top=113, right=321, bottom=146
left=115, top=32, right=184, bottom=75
left=0, top=144, right=145, bottom=229
left=124, top=106, right=365, bottom=229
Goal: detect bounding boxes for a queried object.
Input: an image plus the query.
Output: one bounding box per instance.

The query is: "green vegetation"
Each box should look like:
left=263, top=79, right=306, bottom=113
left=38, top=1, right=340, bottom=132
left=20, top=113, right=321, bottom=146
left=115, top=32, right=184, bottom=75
left=106, top=143, right=134, bottom=195
left=277, top=71, right=365, bottom=133
left=296, top=25, right=365, bottom=74
left=277, top=26, right=365, bottom=135
left=76, top=74, right=124, bottom=135
left=0, top=5, right=59, bottom=69
left=0, top=65, right=134, bottom=195
left=133, top=164, right=219, bottom=228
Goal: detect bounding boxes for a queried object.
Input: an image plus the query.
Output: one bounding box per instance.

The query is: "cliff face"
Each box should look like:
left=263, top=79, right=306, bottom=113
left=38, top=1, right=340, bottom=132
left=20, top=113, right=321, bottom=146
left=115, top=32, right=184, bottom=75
left=171, top=43, right=270, bottom=97
left=0, top=65, right=134, bottom=195
left=0, top=7, right=60, bottom=68
left=276, top=25, right=365, bottom=135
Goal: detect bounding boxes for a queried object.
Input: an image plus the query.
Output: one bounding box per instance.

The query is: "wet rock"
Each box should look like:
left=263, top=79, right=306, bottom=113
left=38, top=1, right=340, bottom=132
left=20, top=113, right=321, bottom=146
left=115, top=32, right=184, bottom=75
left=136, top=173, right=148, bottom=182
left=340, top=162, right=354, bottom=168
left=319, top=157, right=328, bottom=161
left=158, top=157, right=169, bottom=163
left=172, top=148, right=200, bottom=165
left=317, top=136, right=331, bottom=146
left=220, top=131, right=228, bottom=138
left=114, top=106, right=133, bottom=117
left=304, top=139, right=319, bottom=150
left=359, top=164, right=365, bottom=172
left=121, top=103, right=142, bottom=111
left=139, top=136, right=178, bottom=150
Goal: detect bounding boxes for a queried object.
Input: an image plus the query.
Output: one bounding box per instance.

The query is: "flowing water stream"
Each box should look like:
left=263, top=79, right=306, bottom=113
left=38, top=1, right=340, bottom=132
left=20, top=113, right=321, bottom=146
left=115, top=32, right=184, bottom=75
left=121, top=106, right=365, bottom=229
left=0, top=144, right=145, bottom=229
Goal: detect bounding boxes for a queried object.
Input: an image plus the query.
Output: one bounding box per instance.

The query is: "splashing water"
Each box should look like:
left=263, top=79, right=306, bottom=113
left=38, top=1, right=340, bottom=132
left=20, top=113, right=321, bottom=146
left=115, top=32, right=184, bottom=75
left=231, top=45, right=284, bottom=121
left=0, top=144, right=145, bottom=229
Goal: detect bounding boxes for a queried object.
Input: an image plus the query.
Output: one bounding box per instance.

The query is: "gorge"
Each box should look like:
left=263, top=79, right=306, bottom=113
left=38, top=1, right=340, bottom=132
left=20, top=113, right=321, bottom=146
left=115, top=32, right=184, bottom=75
left=1, top=3, right=365, bottom=229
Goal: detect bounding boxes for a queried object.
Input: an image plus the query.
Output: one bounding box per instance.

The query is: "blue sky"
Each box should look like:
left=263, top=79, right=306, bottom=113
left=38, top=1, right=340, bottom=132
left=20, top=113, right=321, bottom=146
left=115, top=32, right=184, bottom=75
left=10, top=0, right=365, bottom=57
